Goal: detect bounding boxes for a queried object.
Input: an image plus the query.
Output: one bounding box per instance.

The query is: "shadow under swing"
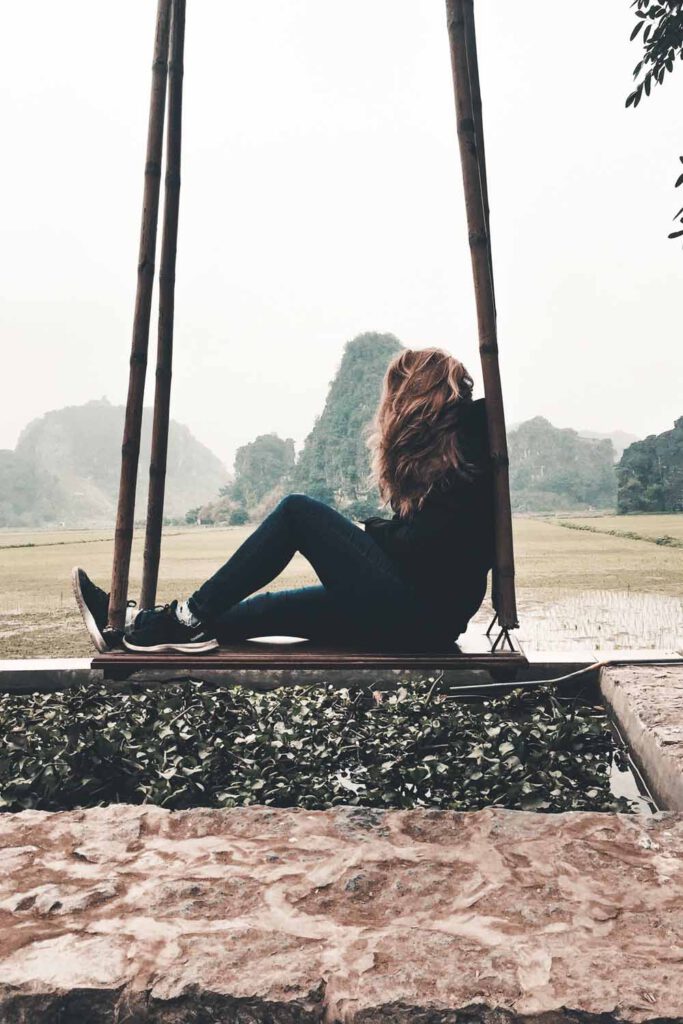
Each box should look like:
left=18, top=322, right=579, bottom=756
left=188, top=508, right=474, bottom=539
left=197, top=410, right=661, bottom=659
left=93, top=0, right=528, bottom=682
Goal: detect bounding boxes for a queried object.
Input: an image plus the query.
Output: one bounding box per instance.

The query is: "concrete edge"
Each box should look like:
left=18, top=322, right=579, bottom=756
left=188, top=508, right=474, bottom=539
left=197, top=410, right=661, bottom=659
left=600, top=666, right=683, bottom=812
left=0, top=653, right=680, bottom=695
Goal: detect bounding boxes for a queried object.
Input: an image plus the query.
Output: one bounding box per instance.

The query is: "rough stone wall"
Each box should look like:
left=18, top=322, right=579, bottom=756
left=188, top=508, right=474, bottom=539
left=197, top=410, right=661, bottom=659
left=1, top=805, right=682, bottom=1022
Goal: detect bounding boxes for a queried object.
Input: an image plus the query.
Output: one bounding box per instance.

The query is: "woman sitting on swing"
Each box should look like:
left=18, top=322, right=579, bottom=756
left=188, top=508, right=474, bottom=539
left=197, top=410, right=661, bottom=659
left=73, top=348, right=494, bottom=655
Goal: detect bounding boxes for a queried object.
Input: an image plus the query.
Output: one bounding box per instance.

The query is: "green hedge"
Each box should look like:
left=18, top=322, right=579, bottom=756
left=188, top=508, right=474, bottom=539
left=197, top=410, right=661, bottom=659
left=0, top=680, right=636, bottom=814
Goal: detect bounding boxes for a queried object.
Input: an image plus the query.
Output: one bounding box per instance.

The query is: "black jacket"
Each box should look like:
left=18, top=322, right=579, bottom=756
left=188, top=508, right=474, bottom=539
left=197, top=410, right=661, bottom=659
left=363, top=398, right=494, bottom=631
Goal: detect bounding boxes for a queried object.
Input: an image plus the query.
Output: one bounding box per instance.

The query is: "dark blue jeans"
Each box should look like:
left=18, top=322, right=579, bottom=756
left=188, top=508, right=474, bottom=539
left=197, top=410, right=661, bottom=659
left=187, top=494, right=455, bottom=650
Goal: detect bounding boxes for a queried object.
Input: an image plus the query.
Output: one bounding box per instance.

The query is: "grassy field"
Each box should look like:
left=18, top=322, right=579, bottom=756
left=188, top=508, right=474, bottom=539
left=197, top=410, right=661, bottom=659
left=568, top=513, right=683, bottom=540
left=562, top=513, right=683, bottom=545
left=1, top=516, right=682, bottom=658
left=0, top=529, right=114, bottom=549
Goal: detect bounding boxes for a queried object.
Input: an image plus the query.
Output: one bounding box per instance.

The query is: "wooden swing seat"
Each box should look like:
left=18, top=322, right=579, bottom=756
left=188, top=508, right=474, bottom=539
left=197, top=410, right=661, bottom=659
left=91, top=626, right=528, bottom=680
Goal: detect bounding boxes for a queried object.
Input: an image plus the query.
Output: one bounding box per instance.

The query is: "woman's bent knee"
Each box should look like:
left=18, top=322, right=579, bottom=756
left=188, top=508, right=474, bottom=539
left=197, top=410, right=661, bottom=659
left=277, top=493, right=320, bottom=516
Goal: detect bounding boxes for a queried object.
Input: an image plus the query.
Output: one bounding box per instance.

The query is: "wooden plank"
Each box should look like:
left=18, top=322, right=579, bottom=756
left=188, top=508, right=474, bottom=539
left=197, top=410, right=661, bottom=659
left=92, top=632, right=527, bottom=676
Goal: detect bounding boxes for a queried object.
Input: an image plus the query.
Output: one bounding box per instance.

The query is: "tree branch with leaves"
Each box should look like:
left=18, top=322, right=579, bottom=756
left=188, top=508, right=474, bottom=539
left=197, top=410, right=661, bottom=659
left=626, top=0, right=683, bottom=239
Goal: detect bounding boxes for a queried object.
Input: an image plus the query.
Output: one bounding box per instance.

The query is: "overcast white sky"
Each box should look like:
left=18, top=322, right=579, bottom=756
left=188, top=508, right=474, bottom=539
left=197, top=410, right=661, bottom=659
left=1, top=0, right=681, bottom=469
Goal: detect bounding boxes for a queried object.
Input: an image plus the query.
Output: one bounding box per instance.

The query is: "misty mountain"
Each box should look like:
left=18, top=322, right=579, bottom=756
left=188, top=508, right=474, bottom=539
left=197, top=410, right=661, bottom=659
left=508, top=417, right=617, bottom=512
left=508, top=423, right=638, bottom=463
left=0, top=450, right=64, bottom=528
left=3, top=399, right=228, bottom=527
left=578, top=429, right=639, bottom=462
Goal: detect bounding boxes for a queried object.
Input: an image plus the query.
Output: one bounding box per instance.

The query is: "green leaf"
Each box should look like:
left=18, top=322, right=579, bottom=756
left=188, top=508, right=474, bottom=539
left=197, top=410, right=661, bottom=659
left=0, top=679, right=638, bottom=816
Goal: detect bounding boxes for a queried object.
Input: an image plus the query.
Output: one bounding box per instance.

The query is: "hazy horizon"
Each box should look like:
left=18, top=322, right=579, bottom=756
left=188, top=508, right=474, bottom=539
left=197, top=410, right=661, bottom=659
left=2, top=0, right=681, bottom=471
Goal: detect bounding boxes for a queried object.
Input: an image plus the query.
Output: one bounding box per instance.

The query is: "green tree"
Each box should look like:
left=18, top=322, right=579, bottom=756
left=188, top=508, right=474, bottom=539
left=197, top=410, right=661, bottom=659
left=627, top=1, right=683, bottom=239
left=225, top=433, right=295, bottom=510
left=229, top=507, right=249, bottom=526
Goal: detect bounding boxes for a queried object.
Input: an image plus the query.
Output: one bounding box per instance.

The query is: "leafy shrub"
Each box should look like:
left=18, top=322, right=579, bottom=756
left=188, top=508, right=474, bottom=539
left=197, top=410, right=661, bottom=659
left=557, top=520, right=683, bottom=549
left=229, top=507, right=249, bottom=526
left=0, top=680, right=636, bottom=814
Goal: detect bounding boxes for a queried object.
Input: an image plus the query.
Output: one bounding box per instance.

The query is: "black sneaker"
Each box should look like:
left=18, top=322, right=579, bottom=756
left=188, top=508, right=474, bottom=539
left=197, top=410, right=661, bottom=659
left=71, top=567, right=112, bottom=653
left=71, top=567, right=136, bottom=652
left=123, top=601, right=218, bottom=654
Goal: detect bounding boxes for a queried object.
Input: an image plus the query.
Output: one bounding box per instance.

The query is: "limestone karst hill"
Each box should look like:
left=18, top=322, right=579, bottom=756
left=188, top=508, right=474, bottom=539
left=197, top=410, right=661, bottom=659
left=196, top=335, right=641, bottom=523
left=618, top=417, right=683, bottom=513
left=292, top=332, right=403, bottom=516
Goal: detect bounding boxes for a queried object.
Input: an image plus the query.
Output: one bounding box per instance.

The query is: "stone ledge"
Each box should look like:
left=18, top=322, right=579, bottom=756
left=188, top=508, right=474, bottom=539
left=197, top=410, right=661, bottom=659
left=1, top=805, right=682, bottom=1022
left=601, top=663, right=683, bottom=811
left=1, top=652, right=680, bottom=695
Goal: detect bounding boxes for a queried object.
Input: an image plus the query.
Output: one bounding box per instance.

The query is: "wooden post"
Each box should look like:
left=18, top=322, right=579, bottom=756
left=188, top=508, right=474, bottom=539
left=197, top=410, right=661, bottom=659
left=108, top=0, right=172, bottom=631
left=445, top=0, right=519, bottom=631
left=140, top=0, right=186, bottom=610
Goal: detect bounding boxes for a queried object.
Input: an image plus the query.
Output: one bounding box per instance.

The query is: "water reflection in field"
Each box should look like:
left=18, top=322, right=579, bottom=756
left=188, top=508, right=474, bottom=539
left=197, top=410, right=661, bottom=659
left=473, top=588, right=683, bottom=653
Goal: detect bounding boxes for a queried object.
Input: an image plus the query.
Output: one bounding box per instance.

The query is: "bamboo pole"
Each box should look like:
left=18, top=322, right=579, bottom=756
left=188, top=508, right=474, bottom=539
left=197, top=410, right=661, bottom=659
left=140, top=0, right=187, bottom=610
left=445, top=0, right=518, bottom=630
left=108, top=0, right=173, bottom=631
left=462, top=0, right=495, bottom=316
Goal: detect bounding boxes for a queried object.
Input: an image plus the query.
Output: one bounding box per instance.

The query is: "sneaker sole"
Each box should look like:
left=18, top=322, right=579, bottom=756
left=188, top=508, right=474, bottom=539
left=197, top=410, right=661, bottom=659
left=71, top=566, right=108, bottom=654
left=122, top=638, right=219, bottom=654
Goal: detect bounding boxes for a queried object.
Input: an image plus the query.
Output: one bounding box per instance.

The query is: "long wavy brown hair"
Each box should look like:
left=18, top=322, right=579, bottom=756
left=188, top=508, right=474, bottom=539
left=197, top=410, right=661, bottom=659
left=369, top=348, right=474, bottom=518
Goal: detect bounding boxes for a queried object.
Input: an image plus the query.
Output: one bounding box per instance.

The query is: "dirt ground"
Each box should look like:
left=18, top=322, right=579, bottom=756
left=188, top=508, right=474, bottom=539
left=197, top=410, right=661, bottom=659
left=1, top=517, right=682, bottom=658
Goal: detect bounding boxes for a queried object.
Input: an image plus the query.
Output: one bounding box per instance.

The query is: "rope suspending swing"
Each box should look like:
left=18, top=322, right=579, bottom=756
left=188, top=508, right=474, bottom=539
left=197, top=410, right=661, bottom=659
left=100, top=0, right=523, bottom=675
